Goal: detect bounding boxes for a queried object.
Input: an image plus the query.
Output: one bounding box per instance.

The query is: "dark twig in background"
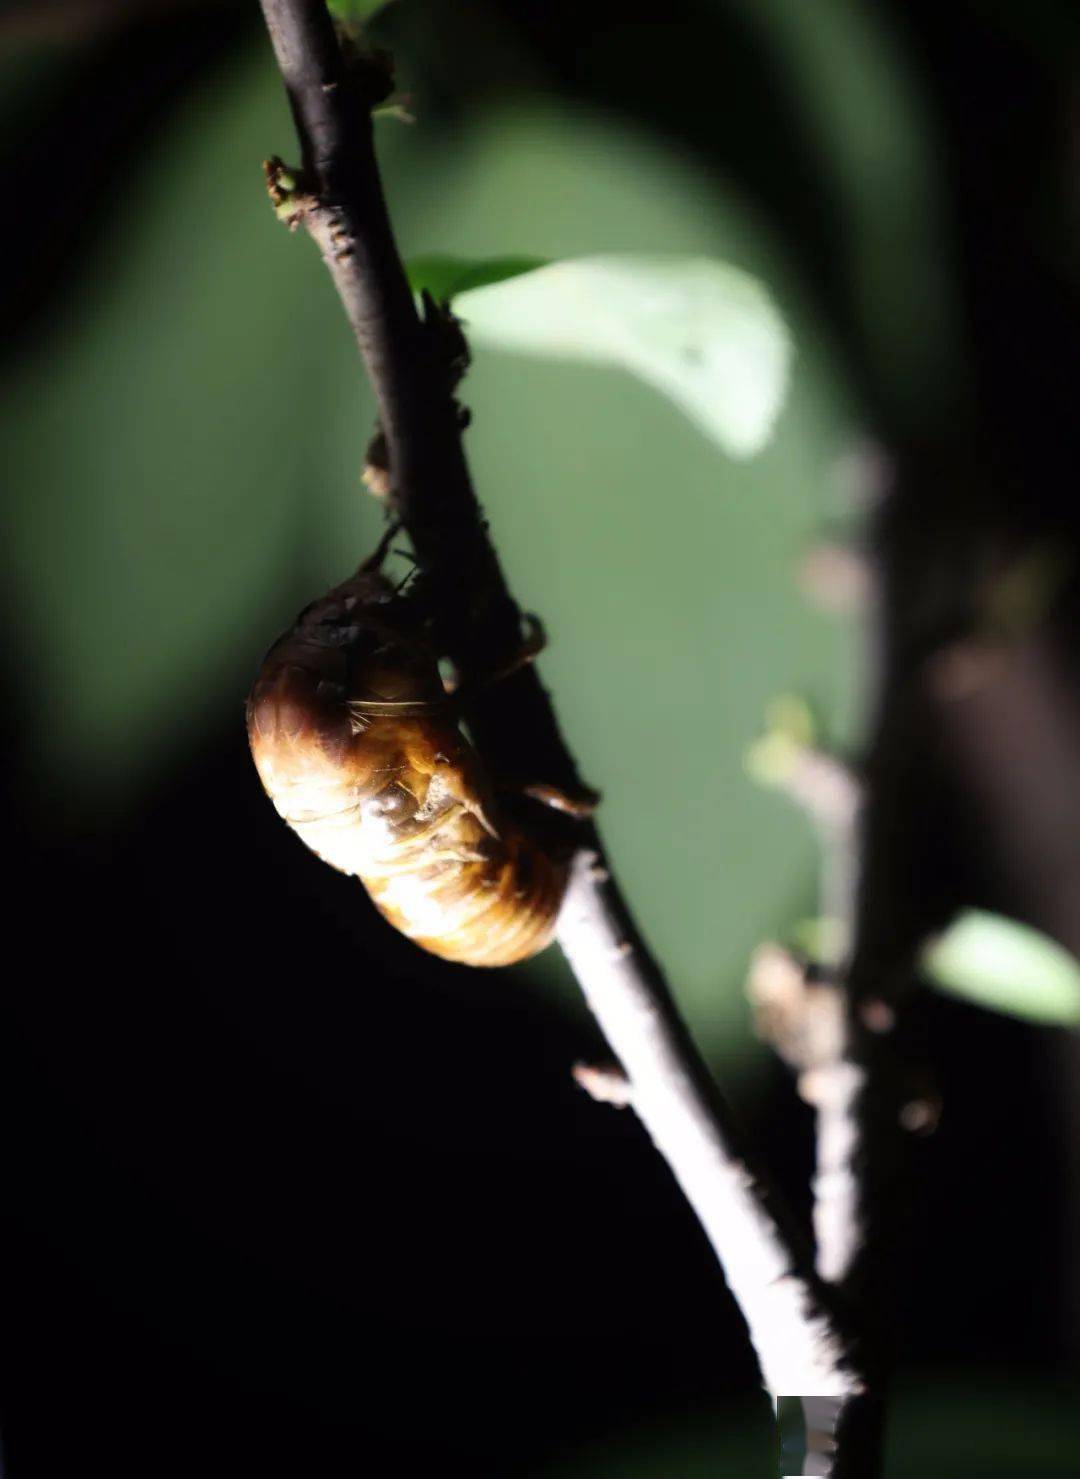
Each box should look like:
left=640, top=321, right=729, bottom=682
left=745, top=715, right=881, bottom=1470
left=257, top=0, right=874, bottom=1467
left=744, top=689, right=870, bottom=1279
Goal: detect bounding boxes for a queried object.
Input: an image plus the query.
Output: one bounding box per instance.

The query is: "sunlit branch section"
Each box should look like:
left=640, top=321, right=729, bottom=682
left=559, top=854, right=864, bottom=1420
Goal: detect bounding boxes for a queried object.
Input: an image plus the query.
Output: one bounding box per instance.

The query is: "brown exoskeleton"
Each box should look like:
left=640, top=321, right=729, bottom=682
left=246, top=546, right=587, bottom=965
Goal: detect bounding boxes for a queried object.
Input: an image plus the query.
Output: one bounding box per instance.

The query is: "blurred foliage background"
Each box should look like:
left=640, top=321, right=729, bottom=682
left=2, top=34, right=863, bottom=1064
left=1, top=1, right=1079, bottom=1476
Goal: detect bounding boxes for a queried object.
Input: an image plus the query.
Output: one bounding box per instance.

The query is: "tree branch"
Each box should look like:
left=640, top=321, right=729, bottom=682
left=256, top=2, right=872, bottom=1467
left=559, top=854, right=862, bottom=1410
left=259, top=0, right=583, bottom=804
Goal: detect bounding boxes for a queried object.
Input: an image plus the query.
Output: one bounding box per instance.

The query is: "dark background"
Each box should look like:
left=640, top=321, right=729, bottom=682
left=2, top=1, right=1079, bottom=1474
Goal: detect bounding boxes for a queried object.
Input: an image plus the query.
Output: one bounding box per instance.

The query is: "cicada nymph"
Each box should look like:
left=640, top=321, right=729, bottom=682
left=246, top=563, right=568, bottom=966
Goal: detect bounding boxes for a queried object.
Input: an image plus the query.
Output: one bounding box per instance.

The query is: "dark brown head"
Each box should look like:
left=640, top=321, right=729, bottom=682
left=247, top=568, right=444, bottom=776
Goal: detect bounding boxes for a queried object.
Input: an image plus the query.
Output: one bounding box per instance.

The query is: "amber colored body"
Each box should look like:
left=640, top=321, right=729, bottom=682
left=246, top=571, right=566, bottom=965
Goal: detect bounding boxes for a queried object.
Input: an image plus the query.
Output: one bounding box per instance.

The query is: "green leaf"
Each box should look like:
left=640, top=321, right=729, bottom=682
left=454, top=254, right=792, bottom=458
left=921, top=911, right=1080, bottom=1026
left=790, top=916, right=848, bottom=964
left=405, top=253, right=547, bottom=305
left=743, top=692, right=818, bottom=787
left=325, top=0, right=392, bottom=23
left=1, top=51, right=384, bottom=806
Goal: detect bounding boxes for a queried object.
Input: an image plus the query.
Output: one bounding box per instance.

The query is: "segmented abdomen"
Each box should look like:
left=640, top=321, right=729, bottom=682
left=246, top=577, right=565, bottom=966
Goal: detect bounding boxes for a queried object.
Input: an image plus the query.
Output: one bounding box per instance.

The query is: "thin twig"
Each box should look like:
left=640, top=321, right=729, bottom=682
left=746, top=943, right=865, bottom=1286
left=757, top=740, right=868, bottom=1287
left=572, top=1060, right=633, bottom=1107
left=772, top=746, right=861, bottom=949
left=256, top=1, right=871, bottom=1464
left=744, top=714, right=872, bottom=1292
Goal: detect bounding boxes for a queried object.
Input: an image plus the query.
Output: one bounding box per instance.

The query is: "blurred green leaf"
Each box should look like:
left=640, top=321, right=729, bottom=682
left=735, top=0, right=963, bottom=424
left=790, top=916, right=847, bottom=963
left=406, top=253, right=547, bottom=304
left=744, top=692, right=818, bottom=787
left=326, top=0, right=393, bottom=23
left=1, top=52, right=382, bottom=804
left=454, top=254, right=792, bottom=458
left=921, top=911, right=1080, bottom=1026
left=3, top=79, right=857, bottom=1072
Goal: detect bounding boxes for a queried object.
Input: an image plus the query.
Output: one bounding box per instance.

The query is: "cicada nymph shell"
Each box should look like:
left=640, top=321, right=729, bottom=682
left=246, top=569, right=566, bottom=965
